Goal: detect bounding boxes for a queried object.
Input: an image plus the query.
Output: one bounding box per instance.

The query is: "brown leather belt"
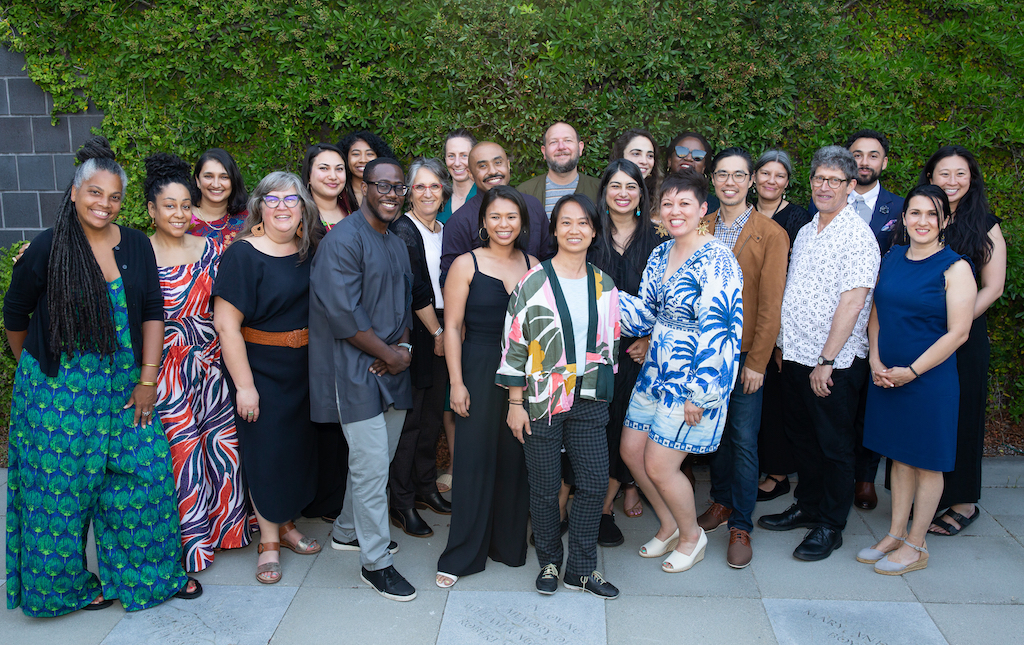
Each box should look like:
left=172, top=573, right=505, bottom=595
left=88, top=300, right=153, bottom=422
left=241, top=327, right=309, bottom=348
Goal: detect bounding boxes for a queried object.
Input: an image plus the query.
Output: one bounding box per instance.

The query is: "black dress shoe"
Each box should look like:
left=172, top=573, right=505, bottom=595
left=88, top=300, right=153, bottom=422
left=598, top=513, right=624, bottom=547
left=757, top=503, right=819, bottom=531
left=756, top=475, right=791, bottom=502
left=793, top=525, right=843, bottom=561
left=854, top=482, right=878, bottom=510
left=415, top=491, right=452, bottom=515
left=390, top=507, right=433, bottom=537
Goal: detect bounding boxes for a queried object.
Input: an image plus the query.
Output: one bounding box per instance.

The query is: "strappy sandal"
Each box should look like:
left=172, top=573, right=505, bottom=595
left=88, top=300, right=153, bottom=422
left=929, top=506, right=980, bottom=536
left=856, top=532, right=905, bottom=563
left=256, top=542, right=282, bottom=584
left=174, top=577, right=203, bottom=600
left=279, top=520, right=322, bottom=554
left=436, top=572, right=459, bottom=588
left=874, top=540, right=929, bottom=575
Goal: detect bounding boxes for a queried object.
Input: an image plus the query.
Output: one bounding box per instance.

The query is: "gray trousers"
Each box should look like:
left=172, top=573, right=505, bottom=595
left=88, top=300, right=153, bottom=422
left=333, top=406, right=407, bottom=570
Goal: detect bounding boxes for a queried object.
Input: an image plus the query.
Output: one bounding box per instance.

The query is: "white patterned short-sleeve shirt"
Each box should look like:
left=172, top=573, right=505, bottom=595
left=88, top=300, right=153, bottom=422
left=778, top=205, right=880, bottom=369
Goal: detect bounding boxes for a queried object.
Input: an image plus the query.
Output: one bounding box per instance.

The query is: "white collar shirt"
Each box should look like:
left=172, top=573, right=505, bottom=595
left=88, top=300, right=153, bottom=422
left=778, top=205, right=880, bottom=369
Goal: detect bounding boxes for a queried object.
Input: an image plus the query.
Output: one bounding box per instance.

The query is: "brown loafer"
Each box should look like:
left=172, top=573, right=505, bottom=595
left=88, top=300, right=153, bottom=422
left=727, top=528, right=752, bottom=569
left=854, top=482, right=878, bottom=510
left=697, top=502, right=732, bottom=533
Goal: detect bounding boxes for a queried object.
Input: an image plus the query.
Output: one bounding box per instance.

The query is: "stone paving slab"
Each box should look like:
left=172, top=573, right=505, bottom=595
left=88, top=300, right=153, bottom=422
left=925, top=602, right=1024, bottom=645
left=901, top=536, right=1024, bottom=605
left=979, top=457, right=1024, bottom=488
left=436, top=590, right=606, bottom=645
left=764, top=598, right=948, bottom=645
left=99, top=585, right=297, bottom=645
left=608, top=596, right=778, bottom=644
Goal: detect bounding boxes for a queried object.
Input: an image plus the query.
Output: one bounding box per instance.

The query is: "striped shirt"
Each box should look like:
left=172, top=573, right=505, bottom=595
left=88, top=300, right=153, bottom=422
left=545, top=176, right=580, bottom=219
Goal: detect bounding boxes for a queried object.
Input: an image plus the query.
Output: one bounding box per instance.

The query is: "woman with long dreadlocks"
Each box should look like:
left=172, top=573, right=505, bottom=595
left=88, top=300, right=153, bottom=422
left=4, top=137, right=201, bottom=616
left=145, top=152, right=252, bottom=572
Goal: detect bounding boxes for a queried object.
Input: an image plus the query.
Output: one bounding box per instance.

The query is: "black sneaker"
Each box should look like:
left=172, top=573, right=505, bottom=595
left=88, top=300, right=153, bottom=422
left=536, top=563, right=560, bottom=595
left=598, top=513, right=624, bottom=547
left=360, top=566, right=417, bottom=601
left=564, top=570, right=619, bottom=599
left=332, top=535, right=399, bottom=554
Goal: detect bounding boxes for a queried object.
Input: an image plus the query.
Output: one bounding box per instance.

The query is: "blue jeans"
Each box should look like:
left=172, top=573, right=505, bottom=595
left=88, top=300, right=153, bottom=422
left=709, top=353, right=763, bottom=532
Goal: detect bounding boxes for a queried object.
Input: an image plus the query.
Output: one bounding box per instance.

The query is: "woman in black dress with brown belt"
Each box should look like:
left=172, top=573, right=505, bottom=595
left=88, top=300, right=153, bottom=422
left=588, top=159, right=665, bottom=545
left=435, top=186, right=537, bottom=588
left=213, top=171, right=322, bottom=584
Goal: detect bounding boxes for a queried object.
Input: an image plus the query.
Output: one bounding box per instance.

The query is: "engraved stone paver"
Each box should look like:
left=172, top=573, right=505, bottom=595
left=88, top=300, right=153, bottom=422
left=437, top=590, right=606, bottom=645
left=99, top=585, right=297, bottom=645
left=763, top=598, right=948, bottom=645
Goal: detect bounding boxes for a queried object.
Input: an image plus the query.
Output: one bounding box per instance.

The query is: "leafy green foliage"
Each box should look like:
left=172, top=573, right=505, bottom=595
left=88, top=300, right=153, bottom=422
left=1, top=0, right=1021, bottom=420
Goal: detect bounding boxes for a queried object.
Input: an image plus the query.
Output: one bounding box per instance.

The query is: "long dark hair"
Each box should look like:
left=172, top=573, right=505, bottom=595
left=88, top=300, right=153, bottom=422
left=610, top=128, right=661, bottom=200
left=477, top=185, right=529, bottom=252
left=891, top=184, right=952, bottom=247
left=191, top=148, right=249, bottom=215
left=47, top=137, right=127, bottom=358
left=590, top=159, right=657, bottom=277
left=338, top=130, right=397, bottom=209
left=918, top=145, right=993, bottom=266
left=301, top=143, right=355, bottom=247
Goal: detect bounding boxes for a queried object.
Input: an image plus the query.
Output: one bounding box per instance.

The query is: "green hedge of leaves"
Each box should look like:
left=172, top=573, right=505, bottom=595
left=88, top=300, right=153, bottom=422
left=1, top=0, right=1021, bottom=417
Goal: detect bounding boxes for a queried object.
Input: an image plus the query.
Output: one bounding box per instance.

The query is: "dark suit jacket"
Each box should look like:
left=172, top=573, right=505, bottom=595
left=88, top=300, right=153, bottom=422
left=439, top=188, right=554, bottom=285
left=389, top=214, right=438, bottom=390
left=809, top=184, right=904, bottom=255
left=516, top=172, right=602, bottom=210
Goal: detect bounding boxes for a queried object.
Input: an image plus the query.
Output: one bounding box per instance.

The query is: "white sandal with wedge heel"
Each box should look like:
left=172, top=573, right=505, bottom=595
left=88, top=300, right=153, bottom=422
left=661, top=529, right=707, bottom=573
left=639, top=528, right=680, bottom=558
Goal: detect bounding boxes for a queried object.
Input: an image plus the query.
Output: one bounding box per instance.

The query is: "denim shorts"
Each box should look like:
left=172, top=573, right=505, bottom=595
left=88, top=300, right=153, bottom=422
left=623, top=389, right=722, bottom=454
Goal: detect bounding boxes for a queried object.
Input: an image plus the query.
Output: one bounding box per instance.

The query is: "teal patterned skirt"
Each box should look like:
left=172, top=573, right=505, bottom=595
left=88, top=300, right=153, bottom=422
left=6, top=278, right=187, bottom=617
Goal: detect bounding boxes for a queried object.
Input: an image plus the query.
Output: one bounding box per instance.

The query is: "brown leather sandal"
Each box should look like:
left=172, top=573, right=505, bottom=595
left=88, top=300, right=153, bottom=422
left=256, top=542, right=282, bottom=584
left=279, top=520, right=322, bottom=555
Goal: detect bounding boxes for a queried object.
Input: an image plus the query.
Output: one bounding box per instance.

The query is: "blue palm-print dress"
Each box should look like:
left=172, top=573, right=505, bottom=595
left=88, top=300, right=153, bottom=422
left=619, top=239, right=743, bottom=453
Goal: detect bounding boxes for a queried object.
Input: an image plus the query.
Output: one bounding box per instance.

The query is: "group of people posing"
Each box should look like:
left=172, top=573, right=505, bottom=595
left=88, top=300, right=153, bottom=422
left=3, top=122, right=1004, bottom=614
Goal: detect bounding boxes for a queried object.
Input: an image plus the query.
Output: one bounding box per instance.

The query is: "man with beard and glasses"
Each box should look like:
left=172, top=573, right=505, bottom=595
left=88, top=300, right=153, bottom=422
left=440, top=141, right=553, bottom=282
left=517, top=122, right=601, bottom=218
left=809, top=129, right=904, bottom=511
left=309, top=158, right=417, bottom=601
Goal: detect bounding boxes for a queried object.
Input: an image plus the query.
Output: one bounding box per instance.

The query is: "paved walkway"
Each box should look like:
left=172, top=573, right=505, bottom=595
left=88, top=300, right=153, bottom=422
left=2, top=458, right=1023, bottom=644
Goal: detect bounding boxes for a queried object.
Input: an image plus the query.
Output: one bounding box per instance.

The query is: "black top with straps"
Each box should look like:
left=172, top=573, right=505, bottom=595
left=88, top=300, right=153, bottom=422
left=464, top=250, right=530, bottom=345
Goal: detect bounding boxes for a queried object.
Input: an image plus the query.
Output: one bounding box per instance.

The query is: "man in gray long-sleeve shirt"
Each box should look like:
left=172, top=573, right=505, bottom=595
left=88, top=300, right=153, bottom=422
left=309, top=158, right=418, bottom=601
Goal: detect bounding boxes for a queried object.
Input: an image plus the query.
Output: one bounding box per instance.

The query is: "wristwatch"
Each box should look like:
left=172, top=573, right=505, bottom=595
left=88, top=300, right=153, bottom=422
left=398, top=342, right=413, bottom=355
left=817, top=355, right=835, bottom=366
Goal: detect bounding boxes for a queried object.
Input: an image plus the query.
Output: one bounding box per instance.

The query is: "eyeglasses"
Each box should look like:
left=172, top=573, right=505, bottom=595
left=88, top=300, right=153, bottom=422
left=366, top=181, right=410, bottom=196
left=712, top=170, right=749, bottom=183
left=262, top=195, right=300, bottom=209
left=810, top=175, right=851, bottom=189
left=412, top=183, right=442, bottom=194
left=674, top=146, right=707, bottom=161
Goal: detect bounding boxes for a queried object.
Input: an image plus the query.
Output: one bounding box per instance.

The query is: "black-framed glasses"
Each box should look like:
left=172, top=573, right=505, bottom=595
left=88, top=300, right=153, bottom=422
left=262, top=194, right=300, bottom=209
left=712, top=170, right=750, bottom=183
left=810, top=175, right=851, bottom=189
left=366, top=181, right=410, bottom=196
left=674, top=146, right=707, bottom=161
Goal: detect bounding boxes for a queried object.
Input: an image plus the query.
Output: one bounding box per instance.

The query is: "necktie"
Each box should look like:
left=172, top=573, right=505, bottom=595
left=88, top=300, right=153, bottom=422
left=854, top=195, right=872, bottom=223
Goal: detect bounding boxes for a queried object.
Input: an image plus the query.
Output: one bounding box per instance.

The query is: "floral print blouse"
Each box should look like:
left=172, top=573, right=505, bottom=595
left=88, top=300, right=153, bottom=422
left=497, top=261, right=620, bottom=422
left=619, top=239, right=744, bottom=431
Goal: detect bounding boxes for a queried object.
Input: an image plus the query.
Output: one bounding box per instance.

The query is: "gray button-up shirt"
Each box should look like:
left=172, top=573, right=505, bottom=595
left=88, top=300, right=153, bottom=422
left=309, top=210, right=413, bottom=424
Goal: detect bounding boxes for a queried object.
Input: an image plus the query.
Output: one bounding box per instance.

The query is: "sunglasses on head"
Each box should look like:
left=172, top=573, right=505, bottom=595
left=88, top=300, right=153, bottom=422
left=674, top=146, right=707, bottom=161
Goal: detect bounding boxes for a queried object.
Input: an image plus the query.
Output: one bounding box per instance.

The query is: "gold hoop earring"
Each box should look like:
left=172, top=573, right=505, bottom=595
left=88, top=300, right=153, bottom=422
left=478, top=227, right=489, bottom=242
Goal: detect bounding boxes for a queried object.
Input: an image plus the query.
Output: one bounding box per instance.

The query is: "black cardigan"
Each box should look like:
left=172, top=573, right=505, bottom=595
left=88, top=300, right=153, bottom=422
left=389, top=214, right=438, bottom=389
left=3, top=226, right=164, bottom=377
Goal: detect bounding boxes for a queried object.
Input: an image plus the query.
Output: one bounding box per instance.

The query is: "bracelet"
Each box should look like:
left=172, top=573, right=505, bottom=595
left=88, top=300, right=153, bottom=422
left=508, top=398, right=524, bottom=405
left=432, top=326, right=444, bottom=338
left=138, top=381, right=158, bottom=387
left=142, top=363, right=159, bottom=368
left=908, top=364, right=920, bottom=378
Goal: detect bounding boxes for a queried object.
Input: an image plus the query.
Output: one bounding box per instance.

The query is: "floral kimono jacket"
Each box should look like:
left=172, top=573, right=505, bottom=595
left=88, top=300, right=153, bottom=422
left=497, top=260, right=620, bottom=422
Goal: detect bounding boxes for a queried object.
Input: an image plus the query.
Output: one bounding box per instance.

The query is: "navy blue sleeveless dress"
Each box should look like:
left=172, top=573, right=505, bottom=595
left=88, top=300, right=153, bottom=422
left=863, top=245, right=969, bottom=471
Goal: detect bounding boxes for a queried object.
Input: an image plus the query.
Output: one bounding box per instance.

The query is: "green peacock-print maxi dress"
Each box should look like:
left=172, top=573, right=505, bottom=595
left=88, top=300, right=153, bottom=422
left=6, top=278, right=187, bottom=617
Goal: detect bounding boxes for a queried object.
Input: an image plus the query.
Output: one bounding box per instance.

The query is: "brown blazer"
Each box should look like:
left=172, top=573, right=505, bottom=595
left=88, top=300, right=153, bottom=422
left=705, top=208, right=789, bottom=375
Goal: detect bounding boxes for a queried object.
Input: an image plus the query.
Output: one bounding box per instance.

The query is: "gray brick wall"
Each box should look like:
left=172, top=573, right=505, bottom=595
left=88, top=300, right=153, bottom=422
left=0, top=44, right=105, bottom=248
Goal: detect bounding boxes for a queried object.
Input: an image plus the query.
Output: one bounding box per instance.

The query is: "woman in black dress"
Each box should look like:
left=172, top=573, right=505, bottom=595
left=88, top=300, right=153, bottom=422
left=435, top=185, right=537, bottom=588
left=751, top=149, right=812, bottom=501
left=213, top=171, right=321, bottom=584
left=921, top=146, right=1006, bottom=536
left=588, top=159, right=665, bottom=544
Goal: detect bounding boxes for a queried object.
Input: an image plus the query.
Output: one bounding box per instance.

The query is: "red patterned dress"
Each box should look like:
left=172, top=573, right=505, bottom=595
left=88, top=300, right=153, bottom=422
left=156, top=238, right=251, bottom=571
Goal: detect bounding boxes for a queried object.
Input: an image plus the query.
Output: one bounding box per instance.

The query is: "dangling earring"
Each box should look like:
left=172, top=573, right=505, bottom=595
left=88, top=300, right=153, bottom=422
left=252, top=222, right=265, bottom=237
left=697, top=217, right=710, bottom=236
left=635, top=207, right=641, bottom=218
left=478, top=227, right=489, bottom=242
left=938, top=226, right=946, bottom=245
left=295, top=221, right=304, bottom=238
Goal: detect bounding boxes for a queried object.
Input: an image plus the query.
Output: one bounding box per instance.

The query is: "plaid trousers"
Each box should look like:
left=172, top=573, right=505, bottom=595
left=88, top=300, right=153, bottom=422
left=522, top=398, right=609, bottom=578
